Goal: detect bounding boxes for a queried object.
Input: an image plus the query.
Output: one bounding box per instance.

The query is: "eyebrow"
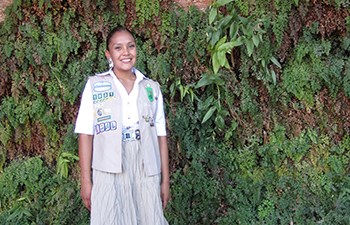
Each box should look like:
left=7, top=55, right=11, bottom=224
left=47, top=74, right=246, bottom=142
left=112, top=40, right=135, bottom=44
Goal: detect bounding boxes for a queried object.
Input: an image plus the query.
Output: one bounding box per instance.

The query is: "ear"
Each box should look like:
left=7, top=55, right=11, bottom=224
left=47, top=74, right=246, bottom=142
left=105, top=50, right=111, bottom=59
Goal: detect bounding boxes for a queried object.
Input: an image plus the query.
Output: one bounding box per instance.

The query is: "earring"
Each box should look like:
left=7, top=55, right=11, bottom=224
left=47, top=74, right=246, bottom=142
left=108, top=58, right=114, bottom=69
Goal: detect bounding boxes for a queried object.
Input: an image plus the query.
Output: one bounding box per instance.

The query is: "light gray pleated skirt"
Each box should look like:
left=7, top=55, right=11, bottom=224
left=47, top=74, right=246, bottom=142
left=90, top=140, right=169, bottom=225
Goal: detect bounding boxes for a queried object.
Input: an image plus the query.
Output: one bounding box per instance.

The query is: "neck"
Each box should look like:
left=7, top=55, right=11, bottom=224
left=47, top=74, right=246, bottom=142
left=113, top=68, right=135, bottom=80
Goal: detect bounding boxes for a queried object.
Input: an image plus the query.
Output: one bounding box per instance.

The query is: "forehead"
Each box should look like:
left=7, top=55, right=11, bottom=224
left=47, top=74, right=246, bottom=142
left=109, top=31, right=135, bottom=44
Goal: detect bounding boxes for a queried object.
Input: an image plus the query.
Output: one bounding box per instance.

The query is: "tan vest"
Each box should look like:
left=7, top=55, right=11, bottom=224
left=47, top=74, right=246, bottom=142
left=89, top=71, right=161, bottom=176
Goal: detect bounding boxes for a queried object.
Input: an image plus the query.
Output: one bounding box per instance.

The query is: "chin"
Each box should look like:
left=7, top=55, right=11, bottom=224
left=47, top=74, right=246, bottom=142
left=116, top=66, right=134, bottom=72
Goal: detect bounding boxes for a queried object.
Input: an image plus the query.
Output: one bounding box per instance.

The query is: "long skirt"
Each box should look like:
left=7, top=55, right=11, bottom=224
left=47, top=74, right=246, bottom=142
left=90, top=140, right=169, bottom=225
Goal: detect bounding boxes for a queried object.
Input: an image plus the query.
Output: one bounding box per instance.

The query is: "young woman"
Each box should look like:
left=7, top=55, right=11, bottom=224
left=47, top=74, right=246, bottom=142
left=75, top=26, right=170, bottom=225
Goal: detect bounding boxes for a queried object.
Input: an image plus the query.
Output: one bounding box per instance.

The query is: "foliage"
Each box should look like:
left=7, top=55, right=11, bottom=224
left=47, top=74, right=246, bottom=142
left=167, top=102, right=350, bottom=224
left=0, top=0, right=349, bottom=224
left=282, top=29, right=348, bottom=106
left=0, top=157, right=88, bottom=224
left=207, top=0, right=281, bottom=84
left=135, top=0, right=160, bottom=25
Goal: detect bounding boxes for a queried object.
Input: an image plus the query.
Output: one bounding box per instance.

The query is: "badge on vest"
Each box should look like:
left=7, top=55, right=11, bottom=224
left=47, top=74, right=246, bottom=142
left=93, top=81, right=112, bottom=92
left=93, top=91, right=115, bottom=104
left=96, top=108, right=112, bottom=117
left=145, top=84, right=154, bottom=102
left=95, top=121, right=117, bottom=135
left=142, top=115, right=155, bottom=127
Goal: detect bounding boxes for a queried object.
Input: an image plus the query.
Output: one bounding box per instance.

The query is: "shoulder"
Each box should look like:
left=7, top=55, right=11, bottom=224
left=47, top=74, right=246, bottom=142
left=89, top=70, right=112, bottom=79
left=88, top=70, right=113, bottom=83
left=87, top=71, right=114, bottom=92
left=134, top=69, right=159, bottom=88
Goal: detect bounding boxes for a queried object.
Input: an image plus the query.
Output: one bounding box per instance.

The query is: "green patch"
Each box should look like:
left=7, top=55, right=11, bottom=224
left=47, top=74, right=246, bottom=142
left=146, top=85, right=154, bottom=102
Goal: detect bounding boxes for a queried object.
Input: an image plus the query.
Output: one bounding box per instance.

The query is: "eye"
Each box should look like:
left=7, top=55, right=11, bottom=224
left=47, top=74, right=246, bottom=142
left=114, top=46, right=122, bottom=50
left=128, top=44, right=136, bottom=49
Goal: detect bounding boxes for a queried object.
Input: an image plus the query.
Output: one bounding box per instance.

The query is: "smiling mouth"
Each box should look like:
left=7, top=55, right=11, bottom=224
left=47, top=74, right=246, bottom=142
left=121, top=59, right=132, bottom=62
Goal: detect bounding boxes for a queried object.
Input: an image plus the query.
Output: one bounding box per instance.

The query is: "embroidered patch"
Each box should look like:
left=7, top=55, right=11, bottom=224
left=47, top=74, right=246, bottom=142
left=93, top=91, right=115, bottom=104
left=142, top=115, right=155, bottom=127
left=93, top=81, right=112, bottom=92
left=97, top=115, right=111, bottom=122
left=145, top=84, right=154, bottom=102
left=97, top=108, right=103, bottom=116
left=95, top=121, right=117, bottom=135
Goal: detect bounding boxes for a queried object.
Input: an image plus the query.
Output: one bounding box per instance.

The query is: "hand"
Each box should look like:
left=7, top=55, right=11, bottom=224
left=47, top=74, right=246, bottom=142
left=160, top=181, right=170, bottom=209
left=80, top=180, right=92, bottom=211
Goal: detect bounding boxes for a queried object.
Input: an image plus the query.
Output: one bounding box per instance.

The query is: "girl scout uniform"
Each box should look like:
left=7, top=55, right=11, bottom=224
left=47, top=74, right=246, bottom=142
left=75, top=68, right=168, bottom=225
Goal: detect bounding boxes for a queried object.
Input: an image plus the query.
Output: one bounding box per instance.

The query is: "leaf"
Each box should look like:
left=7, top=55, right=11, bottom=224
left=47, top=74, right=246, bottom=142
left=210, top=30, right=222, bottom=47
left=217, top=42, right=236, bottom=52
left=212, top=52, right=220, bottom=74
left=4, top=43, right=14, bottom=57
left=224, top=120, right=238, bottom=140
left=270, top=56, right=282, bottom=68
left=179, top=85, right=184, bottom=100
left=252, top=35, right=260, bottom=47
left=215, top=114, right=225, bottom=129
left=245, top=39, right=254, bottom=56
left=218, top=16, right=233, bottom=29
left=215, top=35, right=228, bottom=50
left=196, top=73, right=225, bottom=88
left=217, top=51, right=227, bottom=67
left=209, top=8, right=217, bottom=24
left=202, top=106, right=217, bottom=123
left=196, top=73, right=213, bottom=88
left=229, top=22, right=239, bottom=39
left=231, top=36, right=244, bottom=47
left=271, top=69, right=277, bottom=85
left=203, top=96, right=215, bottom=108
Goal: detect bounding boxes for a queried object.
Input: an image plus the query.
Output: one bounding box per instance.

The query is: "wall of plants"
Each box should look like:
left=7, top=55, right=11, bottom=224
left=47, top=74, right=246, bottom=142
left=0, top=0, right=349, bottom=224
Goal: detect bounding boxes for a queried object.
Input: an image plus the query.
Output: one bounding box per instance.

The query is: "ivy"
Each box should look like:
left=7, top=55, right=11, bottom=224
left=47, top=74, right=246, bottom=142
left=135, top=0, right=160, bottom=25
left=0, top=0, right=349, bottom=224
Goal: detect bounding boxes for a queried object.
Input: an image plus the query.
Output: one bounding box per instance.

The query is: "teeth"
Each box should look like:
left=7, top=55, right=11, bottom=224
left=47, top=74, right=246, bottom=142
left=122, top=59, right=131, bottom=62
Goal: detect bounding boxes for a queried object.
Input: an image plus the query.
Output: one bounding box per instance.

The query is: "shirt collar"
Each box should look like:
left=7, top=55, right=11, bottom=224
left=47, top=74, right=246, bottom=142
left=108, top=68, right=145, bottom=84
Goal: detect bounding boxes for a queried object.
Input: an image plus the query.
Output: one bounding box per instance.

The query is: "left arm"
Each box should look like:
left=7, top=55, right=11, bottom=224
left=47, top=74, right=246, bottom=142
left=158, top=135, right=170, bottom=209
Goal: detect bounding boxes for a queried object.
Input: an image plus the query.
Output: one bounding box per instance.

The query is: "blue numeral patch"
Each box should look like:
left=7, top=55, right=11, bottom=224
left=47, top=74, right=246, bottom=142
left=95, top=121, right=117, bottom=134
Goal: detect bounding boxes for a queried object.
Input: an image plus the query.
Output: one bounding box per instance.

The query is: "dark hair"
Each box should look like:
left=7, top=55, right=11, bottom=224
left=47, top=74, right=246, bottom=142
left=106, top=26, right=134, bottom=50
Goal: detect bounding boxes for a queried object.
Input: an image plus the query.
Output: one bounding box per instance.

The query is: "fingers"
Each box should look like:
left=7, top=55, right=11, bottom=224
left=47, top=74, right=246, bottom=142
left=162, top=197, right=168, bottom=209
left=80, top=181, right=92, bottom=211
left=81, top=188, right=92, bottom=211
left=83, top=196, right=91, bottom=211
left=161, top=191, right=170, bottom=209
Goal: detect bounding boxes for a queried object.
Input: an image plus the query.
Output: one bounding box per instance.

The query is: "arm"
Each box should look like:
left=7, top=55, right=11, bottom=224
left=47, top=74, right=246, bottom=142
left=78, top=134, right=93, bottom=211
left=158, top=135, right=170, bottom=209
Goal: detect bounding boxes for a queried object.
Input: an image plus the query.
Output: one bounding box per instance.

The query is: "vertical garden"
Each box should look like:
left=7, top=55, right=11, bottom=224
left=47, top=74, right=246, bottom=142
left=0, top=0, right=349, bottom=224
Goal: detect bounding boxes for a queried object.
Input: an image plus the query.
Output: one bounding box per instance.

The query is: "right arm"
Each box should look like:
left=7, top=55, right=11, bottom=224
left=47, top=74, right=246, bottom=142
left=78, top=134, right=93, bottom=211
left=75, top=80, right=94, bottom=210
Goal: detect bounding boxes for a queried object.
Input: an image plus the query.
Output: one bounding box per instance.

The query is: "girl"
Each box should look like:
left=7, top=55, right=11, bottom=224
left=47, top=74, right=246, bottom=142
left=75, top=26, right=170, bottom=225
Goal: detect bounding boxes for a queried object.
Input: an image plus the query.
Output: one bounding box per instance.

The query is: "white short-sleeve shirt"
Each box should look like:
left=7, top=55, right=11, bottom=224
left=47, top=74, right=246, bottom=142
left=75, top=68, right=167, bottom=136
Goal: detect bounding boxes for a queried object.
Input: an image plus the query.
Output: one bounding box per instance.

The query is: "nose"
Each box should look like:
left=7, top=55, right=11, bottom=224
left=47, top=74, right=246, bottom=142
left=123, top=46, right=130, bottom=55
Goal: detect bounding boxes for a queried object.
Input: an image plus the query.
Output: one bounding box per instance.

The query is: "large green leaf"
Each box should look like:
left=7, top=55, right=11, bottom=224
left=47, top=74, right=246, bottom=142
left=209, top=8, right=217, bottom=25
left=202, top=106, right=217, bottom=123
